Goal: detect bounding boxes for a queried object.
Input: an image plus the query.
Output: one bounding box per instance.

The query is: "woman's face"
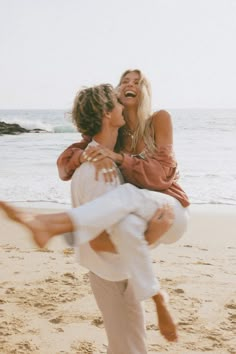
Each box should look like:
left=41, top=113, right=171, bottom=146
left=118, top=71, right=141, bottom=108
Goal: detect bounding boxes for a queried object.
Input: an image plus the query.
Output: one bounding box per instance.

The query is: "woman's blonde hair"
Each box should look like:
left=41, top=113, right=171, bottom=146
left=117, top=69, right=156, bottom=153
left=71, top=84, right=117, bottom=136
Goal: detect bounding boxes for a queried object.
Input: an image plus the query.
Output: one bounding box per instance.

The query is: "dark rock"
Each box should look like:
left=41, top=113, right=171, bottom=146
left=0, top=121, right=48, bottom=135
left=30, top=128, right=49, bottom=133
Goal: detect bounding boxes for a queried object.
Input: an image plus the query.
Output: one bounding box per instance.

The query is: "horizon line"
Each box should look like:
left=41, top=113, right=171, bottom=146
left=0, top=107, right=236, bottom=111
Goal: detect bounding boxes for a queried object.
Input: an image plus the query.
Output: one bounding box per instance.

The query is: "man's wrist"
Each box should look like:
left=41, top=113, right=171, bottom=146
left=115, top=152, right=124, bottom=166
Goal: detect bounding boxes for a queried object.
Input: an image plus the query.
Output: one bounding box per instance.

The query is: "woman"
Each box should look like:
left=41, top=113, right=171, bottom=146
left=57, top=69, right=190, bottom=249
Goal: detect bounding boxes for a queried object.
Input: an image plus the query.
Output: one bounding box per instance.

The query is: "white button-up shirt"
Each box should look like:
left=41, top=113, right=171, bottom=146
left=70, top=140, right=129, bottom=281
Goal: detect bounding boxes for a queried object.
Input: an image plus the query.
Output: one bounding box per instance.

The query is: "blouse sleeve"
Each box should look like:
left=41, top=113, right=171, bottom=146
left=119, top=145, right=178, bottom=191
left=57, top=136, right=91, bottom=181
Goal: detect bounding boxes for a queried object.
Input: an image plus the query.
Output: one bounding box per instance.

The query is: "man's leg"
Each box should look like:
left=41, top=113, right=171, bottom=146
left=89, top=272, right=148, bottom=354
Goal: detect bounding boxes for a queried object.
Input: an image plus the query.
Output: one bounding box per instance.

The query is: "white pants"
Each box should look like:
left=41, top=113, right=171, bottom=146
left=89, top=272, right=147, bottom=354
left=68, top=183, right=189, bottom=301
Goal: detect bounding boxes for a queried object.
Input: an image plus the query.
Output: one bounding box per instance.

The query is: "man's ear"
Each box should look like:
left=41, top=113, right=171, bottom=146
left=104, top=111, right=111, bottom=119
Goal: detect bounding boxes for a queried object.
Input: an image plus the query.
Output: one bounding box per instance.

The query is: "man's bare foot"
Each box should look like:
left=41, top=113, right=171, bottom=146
left=0, top=201, right=52, bottom=248
left=145, top=204, right=174, bottom=245
left=153, top=290, right=178, bottom=342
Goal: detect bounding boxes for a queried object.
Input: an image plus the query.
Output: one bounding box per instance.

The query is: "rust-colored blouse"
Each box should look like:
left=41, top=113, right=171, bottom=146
left=57, top=136, right=190, bottom=207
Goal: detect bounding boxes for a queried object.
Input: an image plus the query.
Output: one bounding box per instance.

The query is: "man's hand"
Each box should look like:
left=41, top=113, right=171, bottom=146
left=145, top=204, right=174, bottom=245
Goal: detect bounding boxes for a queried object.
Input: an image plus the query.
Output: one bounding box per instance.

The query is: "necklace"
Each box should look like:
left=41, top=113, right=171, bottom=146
left=122, top=126, right=136, bottom=140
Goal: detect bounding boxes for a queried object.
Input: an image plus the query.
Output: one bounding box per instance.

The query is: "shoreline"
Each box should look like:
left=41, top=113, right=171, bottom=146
left=7, top=200, right=236, bottom=211
left=0, top=203, right=235, bottom=353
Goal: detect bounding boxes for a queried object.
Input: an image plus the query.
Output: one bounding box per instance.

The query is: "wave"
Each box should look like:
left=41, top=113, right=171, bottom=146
left=1, top=117, right=76, bottom=133
left=192, top=200, right=236, bottom=206
left=183, top=173, right=236, bottom=179
left=54, top=125, right=76, bottom=133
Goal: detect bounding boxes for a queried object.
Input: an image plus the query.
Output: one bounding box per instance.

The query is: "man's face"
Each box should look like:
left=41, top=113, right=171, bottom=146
left=110, top=99, right=125, bottom=128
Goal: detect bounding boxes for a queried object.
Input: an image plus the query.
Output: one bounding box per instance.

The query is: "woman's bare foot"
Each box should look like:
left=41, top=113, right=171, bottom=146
left=145, top=204, right=174, bottom=245
left=0, top=201, right=53, bottom=248
left=0, top=201, right=25, bottom=224
left=153, top=290, right=178, bottom=342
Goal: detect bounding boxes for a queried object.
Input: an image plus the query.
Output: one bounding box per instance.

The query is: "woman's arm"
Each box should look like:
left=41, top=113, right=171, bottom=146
left=74, top=111, right=177, bottom=191
left=119, top=147, right=177, bottom=191
left=119, top=110, right=177, bottom=190
left=152, top=110, right=173, bottom=145
left=57, top=111, right=177, bottom=189
left=57, top=136, right=91, bottom=180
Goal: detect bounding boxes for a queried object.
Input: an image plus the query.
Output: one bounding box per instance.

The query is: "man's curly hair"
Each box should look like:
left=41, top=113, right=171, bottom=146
left=71, top=84, right=117, bottom=136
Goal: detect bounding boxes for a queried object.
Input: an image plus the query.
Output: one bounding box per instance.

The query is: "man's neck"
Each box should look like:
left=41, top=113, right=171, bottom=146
left=93, top=129, right=118, bottom=151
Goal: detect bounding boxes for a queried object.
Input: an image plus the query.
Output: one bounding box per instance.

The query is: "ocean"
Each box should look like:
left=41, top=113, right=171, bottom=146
left=0, top=109, right=235, bottom=208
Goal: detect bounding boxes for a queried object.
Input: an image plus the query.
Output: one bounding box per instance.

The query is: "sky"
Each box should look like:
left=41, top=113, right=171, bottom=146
left=0, top=0, right=236, bottom=109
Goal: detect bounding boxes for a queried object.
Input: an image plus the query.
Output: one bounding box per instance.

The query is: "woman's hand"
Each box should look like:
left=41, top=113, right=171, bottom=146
left=94, top=157, right=118, bottom=183
left=81, top=146, right=116, bottom=162
left=80, top=146, right=121, bottom=183
left=145, top=204, right=174, bottom=245
left=81, top=145, right=123, bottom=163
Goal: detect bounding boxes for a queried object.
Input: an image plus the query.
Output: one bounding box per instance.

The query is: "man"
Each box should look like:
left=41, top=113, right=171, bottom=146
left=0, top=84, right=178, bottom=353
left=66, top=83, right=177, bottom=352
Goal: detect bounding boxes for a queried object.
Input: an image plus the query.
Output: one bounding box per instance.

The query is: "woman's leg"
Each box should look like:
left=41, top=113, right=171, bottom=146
left=0, top=201, right=73, bottom=247
left=0, top=184, right=158, bottom=247
left=67, top=184, right=189, bottom=246
left=109, top=214, right=159, bottom=301
left=67, top=183, right=159, bottom=244
left=0, top=184, right=188, bottom=249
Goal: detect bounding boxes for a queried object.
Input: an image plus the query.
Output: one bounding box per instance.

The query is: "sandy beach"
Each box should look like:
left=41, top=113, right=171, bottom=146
left=0, top=204, right=235, bottom=354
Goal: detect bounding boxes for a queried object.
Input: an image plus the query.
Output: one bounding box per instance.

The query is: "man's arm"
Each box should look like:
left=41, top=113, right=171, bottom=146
left=71, top=163, right=174, bottom=253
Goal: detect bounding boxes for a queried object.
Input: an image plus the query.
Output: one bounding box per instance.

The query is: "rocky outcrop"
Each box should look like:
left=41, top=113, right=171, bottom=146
left=0, top=121, right=48, bottom=135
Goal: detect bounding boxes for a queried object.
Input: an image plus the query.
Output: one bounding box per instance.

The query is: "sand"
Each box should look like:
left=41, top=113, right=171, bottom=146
left=0, top=204, right=235, bottom=354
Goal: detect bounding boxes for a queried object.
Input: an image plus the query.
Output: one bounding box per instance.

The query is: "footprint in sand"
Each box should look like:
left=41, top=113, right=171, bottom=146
left=71, top=340, right=96, bottom=354
left=225, top=301, right=236, bottom=328
left=49, top=316, right=63, bottom=324
left=63, top=272, right=78, bottom=280
left=34, top=248, right=54, bottom=253
left=225, top=302, right=236, bottom=310
left=63, top=247, right=74, bottom=255
left=173, top=288, right=185, bottom=294
left=91, top=316, right=104, bottom=328
left=146, top=323, right=158, bottom=330
left=5, top=287, right=15, bottom=294
left=15, top=340, right=39, bottom=353
left=82, top=272, right=90, bottom=284
left=195, top=261, right=213, bottom=266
